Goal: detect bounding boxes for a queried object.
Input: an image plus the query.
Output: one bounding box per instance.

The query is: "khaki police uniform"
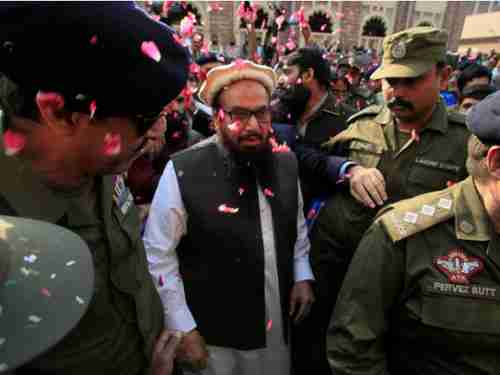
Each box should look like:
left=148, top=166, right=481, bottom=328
left=329, top=176, right=500, bottom=375
left=300, top=27, right=472, bottom=375
left=0, top=153, right=164, bottom=375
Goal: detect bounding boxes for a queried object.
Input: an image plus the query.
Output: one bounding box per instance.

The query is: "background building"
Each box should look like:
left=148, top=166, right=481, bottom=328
left=146, top=1, right=500, bottom=53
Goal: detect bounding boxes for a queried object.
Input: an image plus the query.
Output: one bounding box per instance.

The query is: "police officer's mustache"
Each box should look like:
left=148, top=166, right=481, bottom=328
left=387, top=97, right=414, bottom=110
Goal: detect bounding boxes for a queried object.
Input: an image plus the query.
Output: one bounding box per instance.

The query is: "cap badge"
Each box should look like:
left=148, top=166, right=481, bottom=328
left=391, top=41, right=406, bottom=60
left=434, top=249, right=483, bottom=284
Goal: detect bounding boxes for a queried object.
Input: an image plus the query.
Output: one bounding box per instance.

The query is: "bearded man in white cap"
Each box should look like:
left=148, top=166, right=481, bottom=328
left=144, top=60, right=315, bottom=375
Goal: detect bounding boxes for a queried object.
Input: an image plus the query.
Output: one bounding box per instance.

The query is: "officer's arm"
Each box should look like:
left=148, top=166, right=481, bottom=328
left=294, top=140, right=350, bottom=187
left=328, top=221, right=405, bottom=375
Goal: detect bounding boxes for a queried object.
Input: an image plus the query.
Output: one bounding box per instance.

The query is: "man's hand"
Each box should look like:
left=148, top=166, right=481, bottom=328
left=152, top=330, right=182, bottom=375
left=176, top=329, right=209, bottom=371
left=289, top=280, right=315, bottom=324
left=348, top=165, right=388, bottom=208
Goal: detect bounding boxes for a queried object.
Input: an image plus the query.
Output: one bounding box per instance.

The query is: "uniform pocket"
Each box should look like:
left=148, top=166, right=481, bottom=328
left=348, top=140, right=383, bottom=168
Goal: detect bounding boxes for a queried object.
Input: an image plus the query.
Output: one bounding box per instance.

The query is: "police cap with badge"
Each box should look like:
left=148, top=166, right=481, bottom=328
left=0, top=216, right=94, bottom=372
left=371, top=26, right=448, bottom=80
left=0, top=2, right=190, bottom=130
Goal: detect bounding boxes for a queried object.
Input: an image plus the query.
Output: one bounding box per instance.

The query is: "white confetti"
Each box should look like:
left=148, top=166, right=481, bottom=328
left=0, top=363, right=8, bottom=372
left=76, top=296, right=84, bottom=305
left=66, top=260, right=76, bottom=267
left=421, top=205, right=436, bottom=217
left=28, top=315, right=42, bottom=324
left=403, top=212, right=418, bottom=224
left=0, top=338, right=5, bottom=347
left=50, top=273, right=56, bottom=279
left=177, top=170, right=184, bottom=177
left=23, top=254, right=37, bottom=263
left=437, top=198, right=452, bottom=210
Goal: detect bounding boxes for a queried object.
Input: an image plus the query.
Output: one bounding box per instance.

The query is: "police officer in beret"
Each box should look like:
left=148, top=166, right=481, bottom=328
left=0, top=3, right=189, bottom=375
left=305, top=27, right=471, bottom=374
left=329, top=90, right=500, bottom=375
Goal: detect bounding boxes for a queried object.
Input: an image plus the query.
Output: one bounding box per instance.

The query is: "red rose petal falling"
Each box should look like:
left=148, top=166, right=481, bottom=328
left=159, top=275, right=164, bottom=287
left=263, top=188, right=274, bottom=198
left=141, top=41, right=161, bottom=62
left=238, top=187, right=245, bottom=196
left=266, top=319, right=273, bottom=331
left=90, top=35, right=98, bottom=45
left=41, top=288, right=51, bottom=297
left=218, top=109, right=225, bottom=122
left=3, top=130, right=26, bottom=157
left=103, top=133, right=121, bottom=156
left=218, top=204, right=239, bottom=214
left=89, top=100, right=97, bottom=120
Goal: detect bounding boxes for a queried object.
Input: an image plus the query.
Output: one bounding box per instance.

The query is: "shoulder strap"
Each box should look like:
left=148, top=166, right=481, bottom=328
left=377, top=187, right=458, bottom=243
left=346, top=104, right=382, bottom=124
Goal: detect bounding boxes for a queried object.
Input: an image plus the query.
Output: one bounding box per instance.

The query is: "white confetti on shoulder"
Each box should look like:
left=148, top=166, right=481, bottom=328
left=28, top=315, right=42, bottom=324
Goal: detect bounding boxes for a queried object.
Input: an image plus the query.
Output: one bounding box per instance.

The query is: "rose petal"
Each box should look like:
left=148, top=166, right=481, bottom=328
left=103, top=133, right=121, bottom=156
left=3, top=130, right=26, bottom=157
left=90, top=35, right=98, bottom=45
left=141, top=41, right=161, bottom=62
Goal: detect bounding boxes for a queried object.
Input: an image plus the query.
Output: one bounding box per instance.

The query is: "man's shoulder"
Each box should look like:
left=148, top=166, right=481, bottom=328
left=346, top=104, right=384, bottom=125
left=171, top=135, right=218, bottom=161
left=375, top=184, right=459, bottom=243
left=447, top=109, right=467, bottom=127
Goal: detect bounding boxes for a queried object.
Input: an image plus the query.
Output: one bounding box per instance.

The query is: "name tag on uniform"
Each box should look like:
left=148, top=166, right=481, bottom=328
left=415, top=157, right=460, bottom=173
left=112, top=175, right=133, bottom=215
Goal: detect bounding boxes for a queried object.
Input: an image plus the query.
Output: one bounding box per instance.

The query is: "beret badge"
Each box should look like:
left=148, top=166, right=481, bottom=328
left=391, top=40, right=406, bottom=60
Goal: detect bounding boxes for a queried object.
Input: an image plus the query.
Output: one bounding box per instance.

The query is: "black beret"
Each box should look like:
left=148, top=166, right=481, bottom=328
left=0, top=2, right=190, bottom=119
left=466, top=90, right=500, bottom=144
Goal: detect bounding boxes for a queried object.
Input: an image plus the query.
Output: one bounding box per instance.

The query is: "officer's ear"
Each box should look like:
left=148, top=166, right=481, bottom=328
left=35, top=91, right=75, bottom=135
left=437, top=65, right=452, bottom=91
left=302, top=68, right=315, bottom=84
left=485, top=146, right=500, bottom=180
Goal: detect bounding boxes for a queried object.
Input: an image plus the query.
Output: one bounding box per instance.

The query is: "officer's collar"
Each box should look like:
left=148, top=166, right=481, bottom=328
left=452, top=176, right=490, bottom=242
left=375, top=98, right=449, bottom=134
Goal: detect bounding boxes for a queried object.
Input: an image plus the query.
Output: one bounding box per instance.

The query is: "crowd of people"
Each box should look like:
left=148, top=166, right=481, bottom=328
left=2, top=2, right=500, bottom=375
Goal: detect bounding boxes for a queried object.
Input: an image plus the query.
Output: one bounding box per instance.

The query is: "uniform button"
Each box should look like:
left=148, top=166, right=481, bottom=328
left=460, top=220, right=474, bottom=234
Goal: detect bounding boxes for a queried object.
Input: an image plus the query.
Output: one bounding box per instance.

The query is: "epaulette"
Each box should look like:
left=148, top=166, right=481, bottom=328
left=376, top=185, right=459, bottom=243
left=447, top=110, right=466, bottom=126
left=347, top=104, right=382, bottom=124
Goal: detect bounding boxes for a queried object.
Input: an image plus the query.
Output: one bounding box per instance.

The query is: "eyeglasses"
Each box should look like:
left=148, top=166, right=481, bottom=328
left=221, top=106, right=272, bottom=125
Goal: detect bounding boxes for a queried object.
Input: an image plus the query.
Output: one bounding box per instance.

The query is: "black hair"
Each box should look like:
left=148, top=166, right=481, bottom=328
left=457, top=64, right=492, bottom=93
left=286, top=47, right=331, bottom=88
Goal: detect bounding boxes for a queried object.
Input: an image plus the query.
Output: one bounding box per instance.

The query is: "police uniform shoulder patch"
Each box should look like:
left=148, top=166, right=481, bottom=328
left=377, top=185, right=459, bottom=243
left=447, top=110, right=466, bottom=126
left=347, top=104, right=382, bottom=124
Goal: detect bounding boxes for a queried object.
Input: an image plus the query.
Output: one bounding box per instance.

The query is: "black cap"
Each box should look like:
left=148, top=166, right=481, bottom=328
left=0, top=2, right=190, bottom=119
left=466, top=90, right=500, bottom=144
left=0, top=216, right=94, bottom=372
